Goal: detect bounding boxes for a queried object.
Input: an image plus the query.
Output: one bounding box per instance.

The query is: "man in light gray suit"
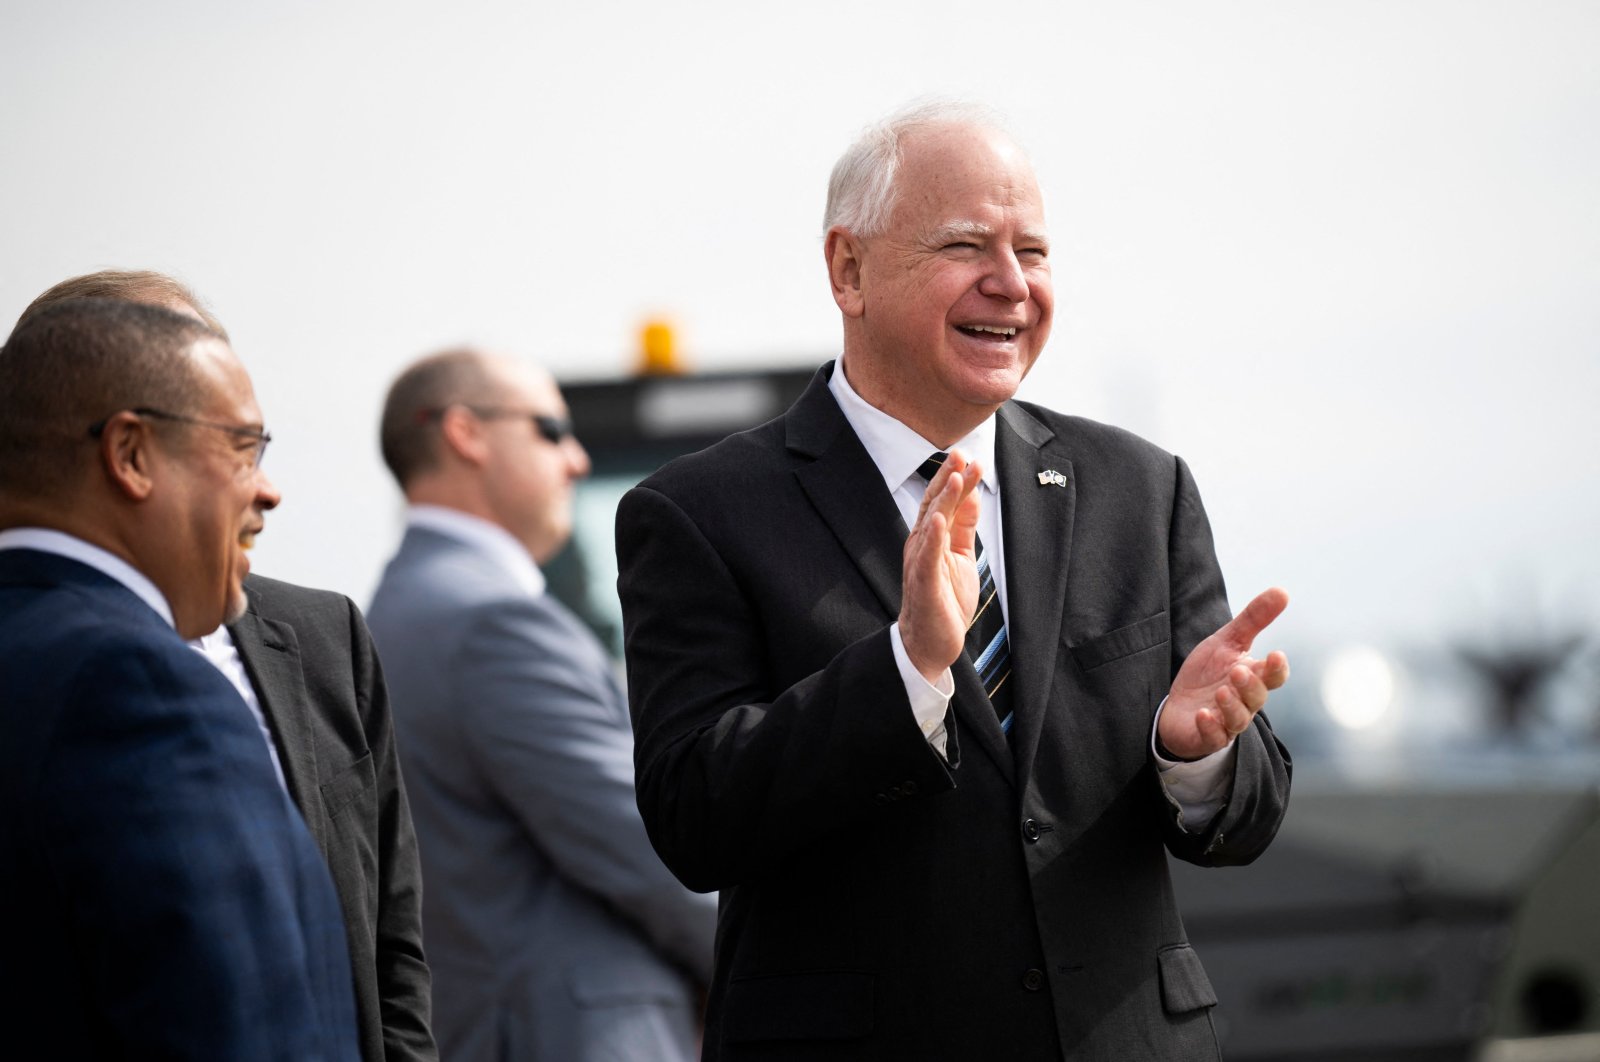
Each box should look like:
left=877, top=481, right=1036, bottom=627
left=367, top=348, right=716, bottom=1062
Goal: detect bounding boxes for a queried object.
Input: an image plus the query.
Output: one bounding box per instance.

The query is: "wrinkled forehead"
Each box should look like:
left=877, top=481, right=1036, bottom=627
left=894, top=123, right=1047, bottom=223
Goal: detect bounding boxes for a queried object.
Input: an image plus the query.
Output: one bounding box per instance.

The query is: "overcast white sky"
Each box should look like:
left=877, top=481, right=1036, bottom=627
left=4, top=1, right=1597, bottom=735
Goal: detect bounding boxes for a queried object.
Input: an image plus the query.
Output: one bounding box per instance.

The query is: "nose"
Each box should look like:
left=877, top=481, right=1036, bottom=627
left=978, top=246, right=1029, bottom=303
left=566, top=436, right=591, bottom=480
left=255, top=468, right=282, bottom=511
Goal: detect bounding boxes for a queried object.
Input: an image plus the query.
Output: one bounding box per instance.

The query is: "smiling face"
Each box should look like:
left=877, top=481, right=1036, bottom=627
left=153, top=338, right=281, bottom=637
left=830, top=122, right=1053, bottom=445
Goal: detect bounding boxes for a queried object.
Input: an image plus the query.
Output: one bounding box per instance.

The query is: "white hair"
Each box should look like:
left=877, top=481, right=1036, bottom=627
left=822, top=99, right=1017, bottom=239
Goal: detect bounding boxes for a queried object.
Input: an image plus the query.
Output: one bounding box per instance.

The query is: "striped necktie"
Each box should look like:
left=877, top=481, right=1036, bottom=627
left=915, top=452, right=1014, bottom=735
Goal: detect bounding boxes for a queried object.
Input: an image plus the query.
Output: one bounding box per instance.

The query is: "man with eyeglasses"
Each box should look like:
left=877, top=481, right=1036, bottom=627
left=0, top=298, right=361, bottom=1059
left=11, top=271, right=437, bottom=1062
left=367, top=348, right=716, bottom=1062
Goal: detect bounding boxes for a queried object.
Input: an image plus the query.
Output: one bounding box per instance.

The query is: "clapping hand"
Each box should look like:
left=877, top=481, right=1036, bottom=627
left=1157, top=587, right=1290, bottom=760
left=898, top=449, right=982, bottom=684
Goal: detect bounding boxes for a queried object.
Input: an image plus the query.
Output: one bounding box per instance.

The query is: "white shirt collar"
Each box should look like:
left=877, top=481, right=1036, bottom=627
left=0, top=527, right=176, bottom=628
left=405, top=505, right=546, bottom=598
left=827, top=356, right=999, bottom=496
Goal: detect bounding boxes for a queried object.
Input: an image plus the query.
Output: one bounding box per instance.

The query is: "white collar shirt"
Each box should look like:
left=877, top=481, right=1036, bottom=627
left=827, top=356, right=1008, bottom=625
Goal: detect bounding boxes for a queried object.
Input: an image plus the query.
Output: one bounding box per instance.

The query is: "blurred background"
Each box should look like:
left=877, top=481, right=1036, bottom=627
left=4, top=2, right=1597, bottom=1057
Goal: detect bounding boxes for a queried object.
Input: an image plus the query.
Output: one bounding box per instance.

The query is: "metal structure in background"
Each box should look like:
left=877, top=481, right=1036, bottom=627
left=547, top=359, right=1600, bottom=1062
left=1172, top=786, right=1600, bottom=1061
left=543, top=363, right=818, bottom=658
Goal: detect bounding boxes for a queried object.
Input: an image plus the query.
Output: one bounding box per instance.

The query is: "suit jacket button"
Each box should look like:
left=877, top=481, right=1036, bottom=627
left=875, top=792, right=889, bottom=805
left=1023, top=818, right=1041, bottom=843
left=1022, top=968, right=1045, bottom=991
left=902, top=780, right=918, bottom=795
left=887, top=784, right=903, bottom=800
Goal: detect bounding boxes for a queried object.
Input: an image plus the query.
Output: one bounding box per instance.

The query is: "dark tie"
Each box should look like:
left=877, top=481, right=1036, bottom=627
left=915, top=452, right=1014, bottom=735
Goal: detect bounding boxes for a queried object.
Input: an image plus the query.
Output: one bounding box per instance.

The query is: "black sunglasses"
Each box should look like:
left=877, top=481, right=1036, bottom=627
left=416, top=405, right=574, bottom=446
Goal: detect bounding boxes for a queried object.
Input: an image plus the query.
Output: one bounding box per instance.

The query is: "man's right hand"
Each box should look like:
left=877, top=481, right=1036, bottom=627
left=899, top=450, right=983, bottom=683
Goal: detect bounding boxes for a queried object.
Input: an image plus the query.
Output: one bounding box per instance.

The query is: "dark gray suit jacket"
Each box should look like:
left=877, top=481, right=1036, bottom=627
left=368, top=526, right=717, bottom=1062
left=230, top=573, right=435, bottom=1062
left=616, top=365, right=1292, bottom=1061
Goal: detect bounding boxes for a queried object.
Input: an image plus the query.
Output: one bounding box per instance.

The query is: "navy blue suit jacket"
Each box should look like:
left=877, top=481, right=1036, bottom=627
left=0, top=549, right=361, bottom=1061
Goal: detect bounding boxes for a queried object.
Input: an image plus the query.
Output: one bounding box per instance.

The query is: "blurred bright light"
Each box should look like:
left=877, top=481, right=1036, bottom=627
left=1321, top=646, right=1398, bottom=730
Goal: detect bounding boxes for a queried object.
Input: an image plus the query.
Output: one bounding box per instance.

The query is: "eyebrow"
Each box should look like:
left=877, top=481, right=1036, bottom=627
left=925, top=220, right=1052, bottom=247
left=927, top=220, right=993, bottom=243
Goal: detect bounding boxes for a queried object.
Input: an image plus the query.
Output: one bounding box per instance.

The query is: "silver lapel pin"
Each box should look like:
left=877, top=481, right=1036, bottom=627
left=1037, top=469, right=1067, bottom=488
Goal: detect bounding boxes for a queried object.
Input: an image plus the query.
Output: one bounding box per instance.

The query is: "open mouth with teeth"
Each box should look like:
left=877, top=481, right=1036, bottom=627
left=956, top=324, right=1019, bottom=340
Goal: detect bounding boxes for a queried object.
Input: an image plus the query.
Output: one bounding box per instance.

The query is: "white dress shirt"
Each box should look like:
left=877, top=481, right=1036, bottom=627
left=826, top=359, right=1234, bottom=829
left=189, top=626, right=288, bottom=793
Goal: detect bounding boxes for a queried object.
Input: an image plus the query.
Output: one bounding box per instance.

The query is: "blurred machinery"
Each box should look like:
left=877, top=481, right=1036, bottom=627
left=1171, top=785, right=1600, bottom=1061
left=544, top=356, right=815, bottom=657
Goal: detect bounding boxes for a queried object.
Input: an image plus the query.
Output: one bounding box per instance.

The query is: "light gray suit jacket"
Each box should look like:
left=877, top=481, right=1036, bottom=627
left=368, top=524, right=716, bottom=1062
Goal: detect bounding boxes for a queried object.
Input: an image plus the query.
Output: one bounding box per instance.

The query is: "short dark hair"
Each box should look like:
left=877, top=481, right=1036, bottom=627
left=0, top=298, right=222, bottom=499
left=379, top=348, right=504, bottom=488
left=16, top=269, right=229, bottom=340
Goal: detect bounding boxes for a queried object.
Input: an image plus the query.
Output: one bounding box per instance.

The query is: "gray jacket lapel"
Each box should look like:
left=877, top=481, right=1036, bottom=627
left=229, top=604, right=325, bottom=850
left=996, top=402, right=1076, bottom=780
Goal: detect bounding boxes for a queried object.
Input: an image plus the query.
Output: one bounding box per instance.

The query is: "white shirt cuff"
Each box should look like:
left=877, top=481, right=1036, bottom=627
left=1151, top=697, right=1237, bottom=831
left=890, top=622, right=954, bottom=759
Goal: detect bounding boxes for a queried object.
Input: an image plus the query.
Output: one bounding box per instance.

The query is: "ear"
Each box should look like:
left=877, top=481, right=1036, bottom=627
left=98, top=412, right=157, bottom=502
left=825, top=227, right=867, bottom=319
left=438, top=405, right=490, bottom=467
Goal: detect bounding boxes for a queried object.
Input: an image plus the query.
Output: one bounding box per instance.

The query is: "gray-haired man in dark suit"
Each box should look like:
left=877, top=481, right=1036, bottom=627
left=368, top=347, right=716, bottom=1062
left=616, top=102, right=1294, bottom=1060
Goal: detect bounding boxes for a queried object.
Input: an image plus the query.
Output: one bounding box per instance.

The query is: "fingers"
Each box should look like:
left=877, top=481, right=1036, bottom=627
left=1192, top=706, right=1232, bottom=751
left=1207, top=668, right=1254, bottom=739
left=900, top=449, right=984, bottom=679
left=1250, top=650, right=1290, bottom=690
left=907, top=509, right=948, bottom=586
left=900, top=510, right=962, bottom=678
left=911, top=453, right=955, bottom=529
left=914, top=455, right=981, bottom=561
left=1219, top=586, right=1289, bottom=651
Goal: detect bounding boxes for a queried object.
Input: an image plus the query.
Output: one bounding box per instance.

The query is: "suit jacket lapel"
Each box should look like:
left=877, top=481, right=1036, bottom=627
left=787, top=367, right=1015, bottom=785
left=230, top=602, right=325, bottom=851
left=996, top=402, right=1076, bottom=781
left=788, top=368, right=906, bottom=618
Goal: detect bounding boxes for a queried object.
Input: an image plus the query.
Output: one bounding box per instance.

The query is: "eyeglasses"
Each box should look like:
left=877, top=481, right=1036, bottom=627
left=88, top=407, right=273, bottom=468
left=415, top=405, right=575, bottom=446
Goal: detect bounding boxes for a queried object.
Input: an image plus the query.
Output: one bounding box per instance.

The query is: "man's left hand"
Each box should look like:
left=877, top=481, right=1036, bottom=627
left=1158, top=587, right=1291, bottom=761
